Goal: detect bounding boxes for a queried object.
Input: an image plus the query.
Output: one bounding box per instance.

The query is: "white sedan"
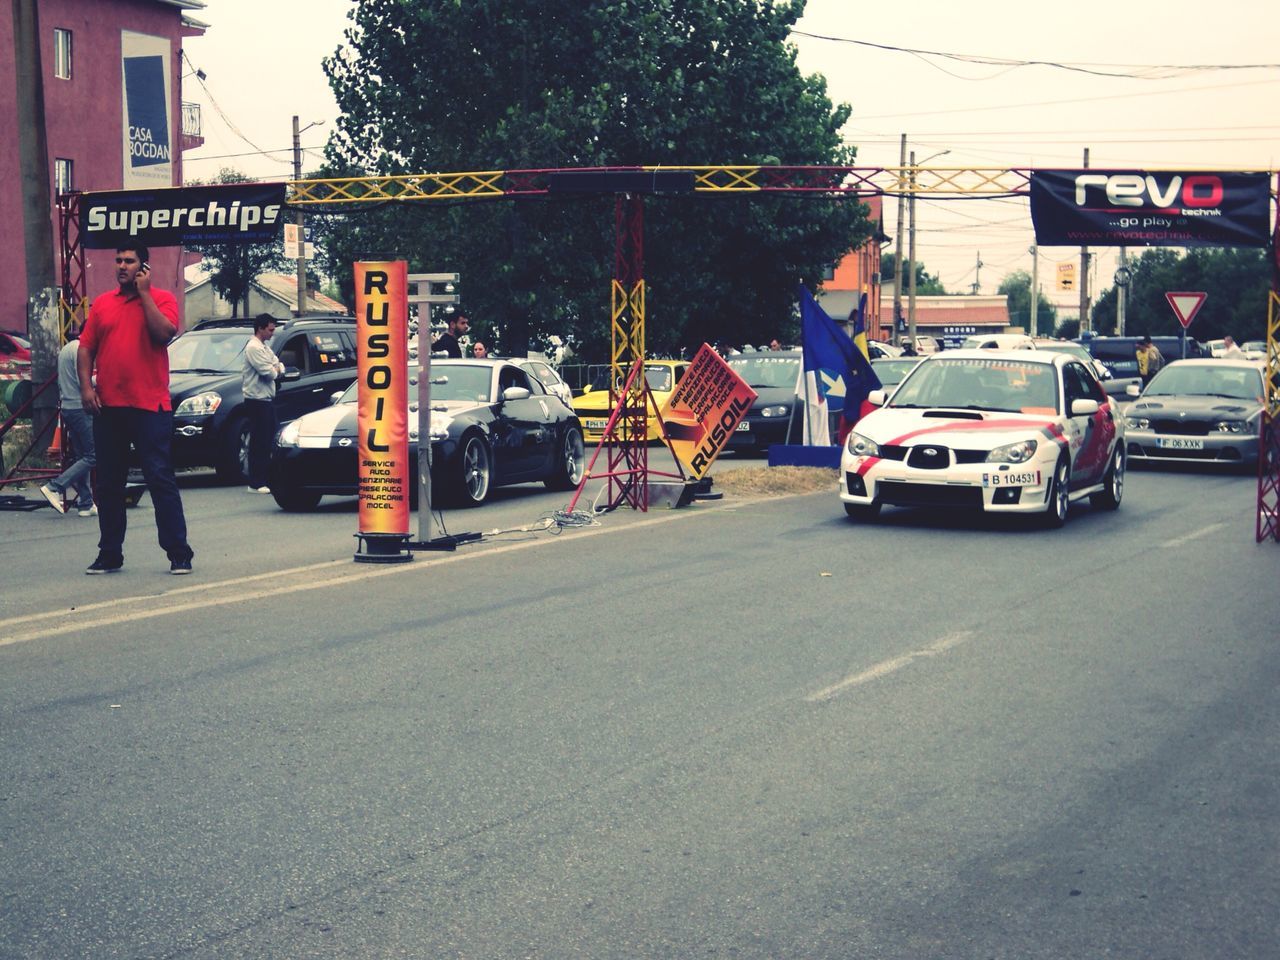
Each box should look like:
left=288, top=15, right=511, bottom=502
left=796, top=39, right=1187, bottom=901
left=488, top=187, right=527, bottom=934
left=840, top=350, right=1126, bottom=527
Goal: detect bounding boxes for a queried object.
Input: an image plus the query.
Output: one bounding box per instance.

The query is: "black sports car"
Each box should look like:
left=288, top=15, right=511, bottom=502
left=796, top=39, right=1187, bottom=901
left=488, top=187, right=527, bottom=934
left=269, top=359, right=585, bottom=511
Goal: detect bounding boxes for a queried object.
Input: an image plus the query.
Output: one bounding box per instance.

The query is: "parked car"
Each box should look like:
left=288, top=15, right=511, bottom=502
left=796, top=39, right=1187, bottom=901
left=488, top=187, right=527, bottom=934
left=166, top=316, right=360, bottom=481
left=514, top=357, right=573, bottom=407
left=724, top=350, right=803, bottom=454
left=573, top=359, right=688, bottom=442
left=0, top=331, right=32, bottom=364
left=1032, top=339, right=1141, bottom=399
left=961, top=333, right=1035, bottom=350
left=867, top=340, right=903, bottom=359
left=870, top=357, right=922, bottom=393
left=840, top=349, right=1125, bottom=527
left=1240, top=340, right=1266, bottom=360
left=269, top=359, right=585, bottom=510
left=1081, top=335, right=1207, bottom=381
left=1123, top=358, right=1265, bottom=469
left=901, top=334, right=941, bottom=355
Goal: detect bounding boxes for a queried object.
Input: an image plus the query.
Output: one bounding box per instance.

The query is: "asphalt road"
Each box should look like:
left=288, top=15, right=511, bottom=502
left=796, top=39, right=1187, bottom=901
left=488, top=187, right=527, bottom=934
left=2, top=459, right=1278, bottom=959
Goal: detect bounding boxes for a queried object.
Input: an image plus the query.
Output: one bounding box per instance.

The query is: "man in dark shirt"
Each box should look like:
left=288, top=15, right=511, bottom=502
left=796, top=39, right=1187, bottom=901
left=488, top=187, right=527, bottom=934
left=431, top=312, right=470, bottom=358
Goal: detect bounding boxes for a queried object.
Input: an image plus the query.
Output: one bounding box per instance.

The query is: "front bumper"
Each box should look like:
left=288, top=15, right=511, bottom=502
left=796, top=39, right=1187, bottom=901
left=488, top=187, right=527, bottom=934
left=727, top=415, right=790, bottom=451
left=1125, top=428, right=1258, bottom=465
left=839, top=449, right=1055, bottom=513
left=170, top=416, right=219, bottom=468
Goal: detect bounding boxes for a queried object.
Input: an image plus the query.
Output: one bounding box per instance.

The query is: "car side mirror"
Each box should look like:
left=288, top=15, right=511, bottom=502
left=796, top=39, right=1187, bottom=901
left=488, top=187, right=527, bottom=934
left=1070, top=398, right=1100, bottom=416
left=581, top=383, right=593, bottom=394
left=867, top=389, right=887, bottom=407
left=281, top=366, right=302, bottom=382
left=501, top=386, right=531, bottom=402
left=330, top=390, right=345, bottom=405
left=1125, top=383, right=1141, bottom=398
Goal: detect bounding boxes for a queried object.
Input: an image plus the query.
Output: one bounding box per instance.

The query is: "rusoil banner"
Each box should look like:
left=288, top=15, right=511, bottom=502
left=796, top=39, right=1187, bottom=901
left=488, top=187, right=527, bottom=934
left=79, top=183, right=286, bottom=248
left=354, top=261, right=410, bottom=536
left=121, top=31, right=173, bottom=188
left=659, top=344, right=757, bottom=480
left=1030, top=170, right=1271, bottom=248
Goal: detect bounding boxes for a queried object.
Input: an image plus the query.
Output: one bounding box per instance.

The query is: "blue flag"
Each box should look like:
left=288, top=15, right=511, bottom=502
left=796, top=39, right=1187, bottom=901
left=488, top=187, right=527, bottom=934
left=798, top=285, right=881, bottom=425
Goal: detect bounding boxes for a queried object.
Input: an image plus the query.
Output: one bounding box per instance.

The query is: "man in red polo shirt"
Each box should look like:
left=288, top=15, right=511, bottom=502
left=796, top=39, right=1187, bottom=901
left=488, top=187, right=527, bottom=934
left=78, top=245, right=195, bottom=575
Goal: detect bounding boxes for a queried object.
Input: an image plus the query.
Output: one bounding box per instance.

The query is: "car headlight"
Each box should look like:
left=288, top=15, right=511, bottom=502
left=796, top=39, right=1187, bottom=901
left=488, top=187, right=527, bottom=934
left=1125, top=416, right=1149, bottom=430
left=1214, top=419, right=1249, bottom=434
left=428, top=412, right=451, bottom=441
left=174, top=392, right=222, bottom=416
left=845, top=431, right=880, bottom=457
left=277, top=420, right=301, bottom=447
left=986, top=438, right=1038, bottom=463
left=760, top=404, right=790, bottom=418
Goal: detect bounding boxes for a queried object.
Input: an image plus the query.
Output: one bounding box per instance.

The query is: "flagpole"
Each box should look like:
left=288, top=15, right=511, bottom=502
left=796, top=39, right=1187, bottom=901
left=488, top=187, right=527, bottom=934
left=799, top=290, right=814, bottom=445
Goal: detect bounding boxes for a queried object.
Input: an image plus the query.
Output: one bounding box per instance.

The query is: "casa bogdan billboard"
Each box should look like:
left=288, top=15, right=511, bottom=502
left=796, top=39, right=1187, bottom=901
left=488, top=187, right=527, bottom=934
left=354, top=261, right=410, bottom=536
left=121, top=31, right=173, bottom=189
left=659, top=344, right=757, bottom=480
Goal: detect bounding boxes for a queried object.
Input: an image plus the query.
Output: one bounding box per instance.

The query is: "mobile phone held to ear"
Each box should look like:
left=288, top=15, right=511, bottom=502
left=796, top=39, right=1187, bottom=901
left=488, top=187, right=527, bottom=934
left=141, top=262, right=150, bottom=272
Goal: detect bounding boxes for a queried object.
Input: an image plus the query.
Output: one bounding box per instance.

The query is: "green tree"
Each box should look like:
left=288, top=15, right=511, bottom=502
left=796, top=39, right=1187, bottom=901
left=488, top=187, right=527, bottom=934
left=186, top=168, right=290, bottom=318
left=321, top=0, right=870, bottom=359
left=997, top=269, right=1056, bottom=336
left=1090, top=247, right=1272, bottom=341
left=880, top=253, right=946, bottom=295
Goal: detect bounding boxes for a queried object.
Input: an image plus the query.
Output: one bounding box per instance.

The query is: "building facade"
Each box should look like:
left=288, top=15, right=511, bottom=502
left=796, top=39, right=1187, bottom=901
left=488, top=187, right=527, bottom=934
left=0, top=0, right=206, bottom=336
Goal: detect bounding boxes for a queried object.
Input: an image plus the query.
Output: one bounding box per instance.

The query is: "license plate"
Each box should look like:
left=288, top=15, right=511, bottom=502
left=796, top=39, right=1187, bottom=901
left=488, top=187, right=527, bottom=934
left=1158, top=437, right=1204, bottom=450
left=585, top=418, right=608, bottom=431
left=735, top=421, right=751, bottom=431
left=982, top=470, right=1040, bottom=487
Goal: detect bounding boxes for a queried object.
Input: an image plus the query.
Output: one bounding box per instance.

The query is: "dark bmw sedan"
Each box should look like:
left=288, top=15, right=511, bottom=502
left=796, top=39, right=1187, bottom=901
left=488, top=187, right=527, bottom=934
left=269, top=359, right=585, bottom=510
left=725, top=350, right=803, bottom=454
left=1123, top=359, right=1265, bottom=469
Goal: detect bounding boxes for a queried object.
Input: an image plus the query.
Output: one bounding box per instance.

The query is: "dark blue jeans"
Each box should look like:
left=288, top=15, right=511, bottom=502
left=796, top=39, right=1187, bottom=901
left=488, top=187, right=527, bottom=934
left=93, top=406, right=193, bottom=564
left=244, top=398, right=278, bottom=488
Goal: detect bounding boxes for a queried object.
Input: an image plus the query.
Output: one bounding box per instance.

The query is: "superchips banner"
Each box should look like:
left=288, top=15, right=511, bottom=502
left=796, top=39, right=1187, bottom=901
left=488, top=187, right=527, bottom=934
left=659, top=344, right=757, bottom=480
left=354, top=261, right=410, bottom=536
left=1029, top=170, right=1271, bottom=248
left=79, top=183, right=286, bottom=249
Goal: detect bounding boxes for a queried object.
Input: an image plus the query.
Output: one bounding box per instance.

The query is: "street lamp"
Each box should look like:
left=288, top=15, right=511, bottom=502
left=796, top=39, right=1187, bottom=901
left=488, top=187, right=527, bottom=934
left=292, top=116, right=325, bottom=315
left=907, top=148, right=950, bottom=350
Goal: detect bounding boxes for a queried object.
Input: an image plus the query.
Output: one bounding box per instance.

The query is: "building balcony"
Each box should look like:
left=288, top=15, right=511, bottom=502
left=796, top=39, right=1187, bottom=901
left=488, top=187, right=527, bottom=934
left=180, top=101, right=203, bottom=151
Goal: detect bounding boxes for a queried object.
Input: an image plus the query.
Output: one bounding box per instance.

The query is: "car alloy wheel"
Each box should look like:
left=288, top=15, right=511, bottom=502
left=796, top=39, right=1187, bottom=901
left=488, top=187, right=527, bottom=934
left=1044, top=456, right=1070, bottom=528
left=458, top=434, right=491, bottom=506
left=1091, top=448, right=1124, bottom=511
left=546, top=426, right=586, bottom=490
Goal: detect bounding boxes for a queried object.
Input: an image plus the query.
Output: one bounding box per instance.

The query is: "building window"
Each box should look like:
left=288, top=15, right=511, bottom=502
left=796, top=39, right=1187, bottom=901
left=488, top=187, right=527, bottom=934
left=54, top=158, right=73, bottom=196
left=53, top=28, right=72, bottom=80
left=822, top=264, right=836, bottom=282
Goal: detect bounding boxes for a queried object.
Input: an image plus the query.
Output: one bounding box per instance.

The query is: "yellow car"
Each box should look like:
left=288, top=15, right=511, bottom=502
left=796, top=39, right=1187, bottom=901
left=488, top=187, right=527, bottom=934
left=572, top=360, right=689, bottom=442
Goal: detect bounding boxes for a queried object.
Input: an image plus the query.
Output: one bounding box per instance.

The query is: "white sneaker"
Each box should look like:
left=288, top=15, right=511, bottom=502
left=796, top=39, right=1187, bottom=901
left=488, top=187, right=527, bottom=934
left=40, top=484, right=66, bottom=514
left=248, top=486, right=271, bottom=494
left=78, top=504, right=98, bottom=517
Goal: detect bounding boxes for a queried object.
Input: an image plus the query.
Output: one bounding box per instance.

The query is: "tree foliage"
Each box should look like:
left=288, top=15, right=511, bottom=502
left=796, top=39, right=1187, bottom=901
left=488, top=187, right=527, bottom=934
left=320, top=0, right=871, bottom=359
left=186, top=169, right=290, bottom=317
left=880, top=253, right=946, bottom=296
left=1090, top=247, right=1272, bottom=341
left=997, top=269, right=1057, bottom=336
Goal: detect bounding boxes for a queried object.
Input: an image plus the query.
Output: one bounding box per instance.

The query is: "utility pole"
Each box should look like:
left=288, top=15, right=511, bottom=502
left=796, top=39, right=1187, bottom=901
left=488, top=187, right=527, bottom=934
left=1029, top=245, right=1039, bottom=338
left=892, top=133, right=907, bottom=343
left=971, top=250, right=983, bottom=295
left=1116, top=246, right=1129, bottom=336
left=292, top=115, right=307, bottom=316
left=1079, top=147, right=1091, bottom=333
left=907, top=149, right=918, bottom=351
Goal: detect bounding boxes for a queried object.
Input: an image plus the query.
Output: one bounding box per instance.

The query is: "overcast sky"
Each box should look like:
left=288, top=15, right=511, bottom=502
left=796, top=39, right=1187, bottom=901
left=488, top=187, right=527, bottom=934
left=181, top=0, right=1280, bottom=314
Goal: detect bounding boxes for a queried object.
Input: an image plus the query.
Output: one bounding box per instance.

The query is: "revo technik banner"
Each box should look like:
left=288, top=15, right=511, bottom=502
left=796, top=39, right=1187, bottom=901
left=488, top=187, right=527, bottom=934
left=1029, top=170, right=1270, bottom=248
left=354, top=261, right=410, bottom=537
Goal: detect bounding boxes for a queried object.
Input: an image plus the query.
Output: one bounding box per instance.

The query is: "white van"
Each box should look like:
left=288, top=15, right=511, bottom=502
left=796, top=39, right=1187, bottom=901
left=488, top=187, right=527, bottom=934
left=961, top=333, right=1035, bottom=350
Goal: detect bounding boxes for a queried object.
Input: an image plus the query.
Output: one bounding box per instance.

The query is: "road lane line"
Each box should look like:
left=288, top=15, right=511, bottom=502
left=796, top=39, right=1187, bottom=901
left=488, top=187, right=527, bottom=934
left=1160, top=522, right=1227, bottom=548
left=805, top=631, right=972, bottom=703
left=1, top=507, right=735, bottom=648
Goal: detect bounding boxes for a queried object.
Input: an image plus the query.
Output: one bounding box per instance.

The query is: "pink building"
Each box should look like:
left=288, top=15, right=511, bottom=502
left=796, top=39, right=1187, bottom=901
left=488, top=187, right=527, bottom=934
left=0, top=0, right=206, bottom=335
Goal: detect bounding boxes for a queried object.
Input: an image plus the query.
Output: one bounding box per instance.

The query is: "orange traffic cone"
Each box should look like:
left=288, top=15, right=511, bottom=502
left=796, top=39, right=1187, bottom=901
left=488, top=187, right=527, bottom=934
left=47, top=421, right=62, bottom=460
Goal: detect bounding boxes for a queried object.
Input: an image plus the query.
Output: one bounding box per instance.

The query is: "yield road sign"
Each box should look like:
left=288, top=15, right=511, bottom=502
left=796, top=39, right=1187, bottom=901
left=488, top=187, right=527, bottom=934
left=1165, top=291, right=1206, bottom=329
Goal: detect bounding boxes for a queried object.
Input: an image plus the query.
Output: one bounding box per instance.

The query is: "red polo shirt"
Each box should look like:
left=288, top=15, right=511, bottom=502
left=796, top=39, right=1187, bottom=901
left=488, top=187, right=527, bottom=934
left=81, top=286, right=179, bottom=411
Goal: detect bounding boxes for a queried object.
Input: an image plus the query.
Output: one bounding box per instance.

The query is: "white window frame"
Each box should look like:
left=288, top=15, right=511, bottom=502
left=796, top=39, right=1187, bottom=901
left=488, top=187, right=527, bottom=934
left=53, top=28, right=72, bottom=80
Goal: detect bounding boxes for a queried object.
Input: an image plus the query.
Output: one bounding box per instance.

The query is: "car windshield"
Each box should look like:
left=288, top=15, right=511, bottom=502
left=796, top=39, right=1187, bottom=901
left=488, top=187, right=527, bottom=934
left=336, top=364, right=495, bottom=405
left=890, top=358, right=1059, bottom=413
left=644, top=365, right=674, bottom=391
left=1144, top=365, right=1262, bottom=400
left=871, top=359, right=918, bottom=386
left=726, top=356, right=800, bottom=388
left=168, top=330, right=249, bottom=372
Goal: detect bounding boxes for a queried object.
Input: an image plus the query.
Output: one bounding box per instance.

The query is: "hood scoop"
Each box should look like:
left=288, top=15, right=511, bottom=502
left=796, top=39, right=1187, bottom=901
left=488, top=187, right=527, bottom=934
left=922, top=410, right=984, bottom=420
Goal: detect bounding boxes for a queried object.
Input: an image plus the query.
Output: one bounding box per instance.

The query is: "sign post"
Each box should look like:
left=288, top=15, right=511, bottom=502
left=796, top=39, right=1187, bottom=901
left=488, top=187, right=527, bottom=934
left=353, top=260, right=412, bottom=563
left=1165, top=291, right=1206, bottom=360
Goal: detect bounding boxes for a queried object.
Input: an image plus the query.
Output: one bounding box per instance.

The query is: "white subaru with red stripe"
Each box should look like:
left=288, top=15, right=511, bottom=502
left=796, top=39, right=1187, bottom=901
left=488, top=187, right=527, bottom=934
left=840, top=350, right=1125, bottom=527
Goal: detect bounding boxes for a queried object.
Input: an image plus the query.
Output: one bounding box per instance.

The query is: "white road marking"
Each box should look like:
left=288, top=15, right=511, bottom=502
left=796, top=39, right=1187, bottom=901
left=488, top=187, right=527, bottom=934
left=1, top=507, right=735, bottom=648
left=1160, top=522, right=1227, bottom=548
left=805, top=631, right=972, bottom=703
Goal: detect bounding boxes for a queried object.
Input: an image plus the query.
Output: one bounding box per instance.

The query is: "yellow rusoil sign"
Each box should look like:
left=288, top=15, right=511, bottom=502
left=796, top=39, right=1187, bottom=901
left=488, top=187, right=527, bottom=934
left=659, top=344, right=757, bottom=480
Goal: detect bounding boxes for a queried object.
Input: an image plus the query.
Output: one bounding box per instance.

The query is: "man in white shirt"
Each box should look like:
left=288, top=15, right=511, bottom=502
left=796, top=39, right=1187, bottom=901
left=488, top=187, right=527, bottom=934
left=242, top=314, right=285, bottom=493
left=1221, top=335, right=1245, bottom=359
